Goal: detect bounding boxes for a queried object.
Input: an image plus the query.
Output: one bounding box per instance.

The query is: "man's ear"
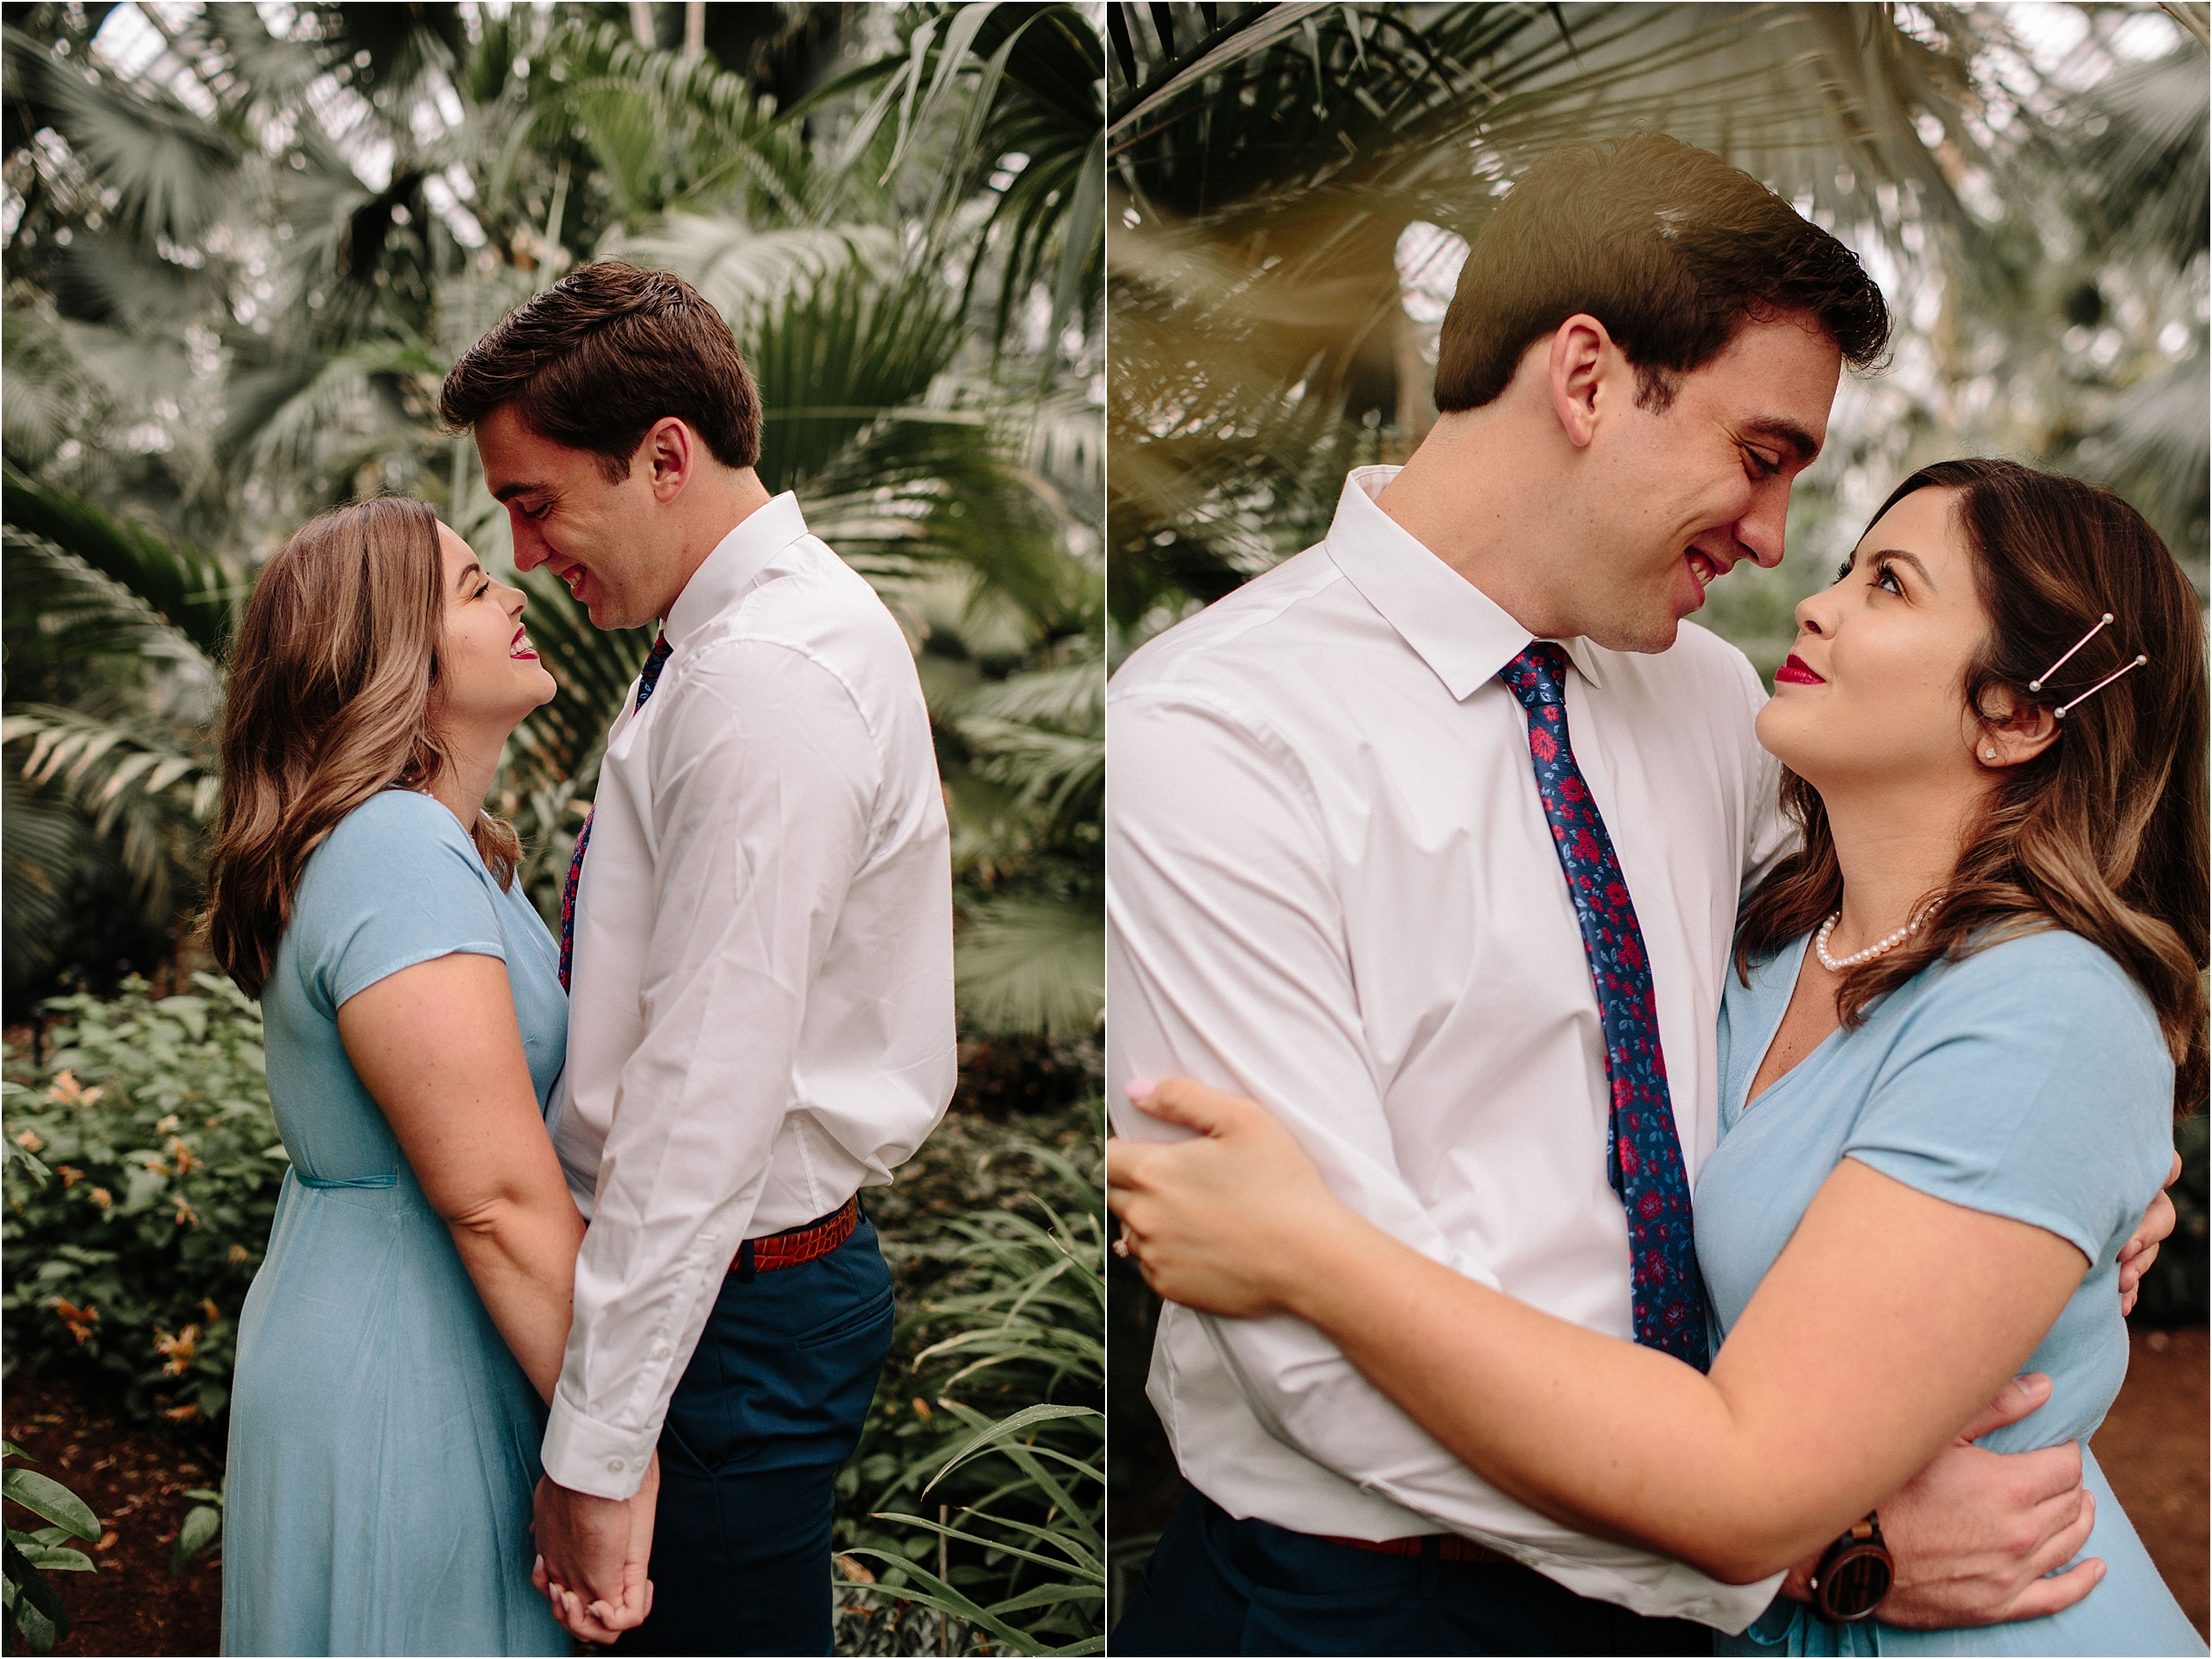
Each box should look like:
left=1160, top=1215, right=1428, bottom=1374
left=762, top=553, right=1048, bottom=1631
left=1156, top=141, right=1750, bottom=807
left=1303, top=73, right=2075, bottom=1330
left=640, top=418, right=695, bottom=503
left=1548, top=313, right=1615, bottom=450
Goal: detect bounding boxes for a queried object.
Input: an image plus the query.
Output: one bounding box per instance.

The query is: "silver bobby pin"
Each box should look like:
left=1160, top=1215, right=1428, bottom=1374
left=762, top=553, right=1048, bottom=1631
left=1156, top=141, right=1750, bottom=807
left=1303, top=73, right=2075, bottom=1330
left=2054, top=654, right=2148, bottom=719
left=2029, top=613, right=2113, bottom=692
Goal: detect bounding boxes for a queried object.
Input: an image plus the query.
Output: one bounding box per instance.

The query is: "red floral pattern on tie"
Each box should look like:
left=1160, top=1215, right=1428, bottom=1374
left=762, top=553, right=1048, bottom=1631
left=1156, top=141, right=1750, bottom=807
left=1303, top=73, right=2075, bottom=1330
left=1502, top=642, right=1711, bottom=1370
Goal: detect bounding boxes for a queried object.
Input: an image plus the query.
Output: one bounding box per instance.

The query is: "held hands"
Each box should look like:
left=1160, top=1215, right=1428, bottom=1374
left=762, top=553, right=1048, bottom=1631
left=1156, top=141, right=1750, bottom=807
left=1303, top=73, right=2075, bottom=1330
left=1808, top=1374, right=2106, bottom=1627
left=532, top=1454, right=658, bottom=1644
left=1106, top=1078, right=1349, bottom=1318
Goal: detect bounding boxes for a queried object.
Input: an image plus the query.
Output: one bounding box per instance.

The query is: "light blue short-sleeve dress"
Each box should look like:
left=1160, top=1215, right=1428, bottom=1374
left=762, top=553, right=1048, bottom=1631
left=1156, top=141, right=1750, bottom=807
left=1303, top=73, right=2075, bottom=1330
left=1701, top=928, right=2203, bottom=1658
left=221, top=791, right=571, bottom=1656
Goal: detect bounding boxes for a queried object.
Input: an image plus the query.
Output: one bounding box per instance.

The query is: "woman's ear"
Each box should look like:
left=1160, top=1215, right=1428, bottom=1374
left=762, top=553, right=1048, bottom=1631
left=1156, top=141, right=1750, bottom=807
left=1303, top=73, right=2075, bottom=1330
left=1970, top=686, right=2059, bottom=770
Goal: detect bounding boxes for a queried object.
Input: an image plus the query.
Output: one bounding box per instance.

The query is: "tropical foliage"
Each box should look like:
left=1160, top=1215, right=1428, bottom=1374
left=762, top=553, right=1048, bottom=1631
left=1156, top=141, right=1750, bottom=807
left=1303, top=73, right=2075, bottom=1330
left=3, top=0, right=1105, bottom=1041
left=2, top=977, right=280, bottom=1427
left=839, top=1118, right=1104, bottom=1655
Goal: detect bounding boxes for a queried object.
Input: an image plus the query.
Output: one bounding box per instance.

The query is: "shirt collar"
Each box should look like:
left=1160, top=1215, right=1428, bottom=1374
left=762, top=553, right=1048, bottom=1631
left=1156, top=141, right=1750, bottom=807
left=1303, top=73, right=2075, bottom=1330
left=1323, top=466, right=1607, bottom=701
left=662, top=491, right=810, bottom=646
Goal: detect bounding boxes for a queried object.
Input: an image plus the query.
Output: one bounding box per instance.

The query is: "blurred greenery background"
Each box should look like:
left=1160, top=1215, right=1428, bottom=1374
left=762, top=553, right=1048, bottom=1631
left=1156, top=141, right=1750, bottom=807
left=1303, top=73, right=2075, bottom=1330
left=1103, top=0, right=2208, bottom=1624
left=4, top=3, right=1103, bottom=1653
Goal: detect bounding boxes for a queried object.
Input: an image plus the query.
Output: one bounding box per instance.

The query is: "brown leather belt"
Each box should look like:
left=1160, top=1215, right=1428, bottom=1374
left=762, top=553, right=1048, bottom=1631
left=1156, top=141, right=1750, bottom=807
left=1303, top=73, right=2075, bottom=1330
left=729, top=1195, right=859, bottom=1280
left=1316, top=1532, right=1511, bottom=1565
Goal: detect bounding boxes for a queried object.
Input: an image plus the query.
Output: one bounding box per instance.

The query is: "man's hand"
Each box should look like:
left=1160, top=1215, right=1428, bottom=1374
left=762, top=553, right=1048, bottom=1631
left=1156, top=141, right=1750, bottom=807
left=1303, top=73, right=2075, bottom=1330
left=1783, top=1373, right=2104, bottom=1628
left=2118, top=1152, right=2182, bottom=1317
left=532, top=1456, right=657, bottom=1644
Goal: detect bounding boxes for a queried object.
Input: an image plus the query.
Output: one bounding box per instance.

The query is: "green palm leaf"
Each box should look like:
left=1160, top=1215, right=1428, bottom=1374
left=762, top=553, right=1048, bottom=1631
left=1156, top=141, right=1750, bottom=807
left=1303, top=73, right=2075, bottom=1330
left=0, top=465, right=242, bottom=657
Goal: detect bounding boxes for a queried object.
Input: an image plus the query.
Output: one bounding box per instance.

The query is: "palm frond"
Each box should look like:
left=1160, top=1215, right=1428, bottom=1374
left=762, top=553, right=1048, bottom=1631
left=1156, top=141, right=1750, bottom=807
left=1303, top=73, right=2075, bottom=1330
left=3, top=22, right=245, bottom=247
left=955, top=894, right=1104, bottom=1041
left=3, top=704, right=218, bottom=834
left=3, top=528, right=214, bottom=676
left=2, top=767, right=86, bottom=995
left=0, top=465, right=243, bottom=658
left=2, top=703, right=215, bottom=923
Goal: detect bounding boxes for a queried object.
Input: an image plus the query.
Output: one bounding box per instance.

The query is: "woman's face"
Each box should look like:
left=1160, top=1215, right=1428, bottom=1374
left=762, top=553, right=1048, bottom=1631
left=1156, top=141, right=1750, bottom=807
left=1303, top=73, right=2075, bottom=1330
left=1755, top=486, right=1994, bottom=796
left=431, top=523, right=556, bottom=733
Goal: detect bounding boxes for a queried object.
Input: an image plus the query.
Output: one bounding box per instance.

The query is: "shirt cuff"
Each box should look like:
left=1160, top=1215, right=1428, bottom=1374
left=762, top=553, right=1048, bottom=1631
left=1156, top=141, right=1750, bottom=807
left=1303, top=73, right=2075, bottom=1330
left=541, top=1397, right=656, bottom=1500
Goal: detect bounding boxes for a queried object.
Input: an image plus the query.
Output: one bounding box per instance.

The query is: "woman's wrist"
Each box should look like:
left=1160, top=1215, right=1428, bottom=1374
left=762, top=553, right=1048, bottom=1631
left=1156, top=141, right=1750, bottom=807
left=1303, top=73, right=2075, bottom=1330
left=1275, top=1201, right=1394, bottom=1326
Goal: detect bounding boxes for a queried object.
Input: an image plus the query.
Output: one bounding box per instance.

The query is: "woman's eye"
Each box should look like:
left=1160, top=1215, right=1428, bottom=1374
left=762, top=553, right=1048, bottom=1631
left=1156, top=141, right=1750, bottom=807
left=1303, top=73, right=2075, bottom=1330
left=1874, top=564, right=1903, bottom=595
left=1834, top=558, right=1854, bottom=583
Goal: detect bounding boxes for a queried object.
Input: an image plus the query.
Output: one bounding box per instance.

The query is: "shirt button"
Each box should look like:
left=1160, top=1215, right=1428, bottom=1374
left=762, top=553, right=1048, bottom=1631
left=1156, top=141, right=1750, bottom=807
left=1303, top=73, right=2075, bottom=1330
left=652, top=1344, right=672, bottom=1361
left=606, top=1458, right=625, bottom=1474
left=634, top=1457, right=649, bottom=1472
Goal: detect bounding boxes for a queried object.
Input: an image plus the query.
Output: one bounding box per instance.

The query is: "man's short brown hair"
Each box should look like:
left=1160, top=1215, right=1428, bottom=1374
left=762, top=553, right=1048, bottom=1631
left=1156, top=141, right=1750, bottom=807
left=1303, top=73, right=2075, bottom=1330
left=440, top=260, right=761, bottom=482
left=1433, top=133, right=1891, bottom=413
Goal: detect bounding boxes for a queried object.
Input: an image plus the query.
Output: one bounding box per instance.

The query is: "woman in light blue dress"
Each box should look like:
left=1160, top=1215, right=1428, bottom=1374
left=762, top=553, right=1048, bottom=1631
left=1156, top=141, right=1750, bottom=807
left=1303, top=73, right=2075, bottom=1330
left=205, top=497, right=612, bottom=1655
left=1108, top=459, right=2207, bottom=1655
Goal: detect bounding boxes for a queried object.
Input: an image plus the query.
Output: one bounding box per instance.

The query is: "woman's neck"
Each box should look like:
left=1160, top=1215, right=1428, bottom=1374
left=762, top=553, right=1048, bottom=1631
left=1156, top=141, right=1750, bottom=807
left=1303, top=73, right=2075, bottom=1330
left=1819, top=780, right=1979, bottom=957
left=422, top=725, right=504, bottom=833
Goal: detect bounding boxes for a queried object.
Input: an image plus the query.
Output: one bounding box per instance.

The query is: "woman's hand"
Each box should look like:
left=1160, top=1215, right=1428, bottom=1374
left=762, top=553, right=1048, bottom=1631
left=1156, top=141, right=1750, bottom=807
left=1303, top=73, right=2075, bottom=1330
left=2116, top=1151, right=2181, bottom=1317
left=1107, top=1077, right=1360, bottom=1319
left=536, top=1451, right=658, bottom=1644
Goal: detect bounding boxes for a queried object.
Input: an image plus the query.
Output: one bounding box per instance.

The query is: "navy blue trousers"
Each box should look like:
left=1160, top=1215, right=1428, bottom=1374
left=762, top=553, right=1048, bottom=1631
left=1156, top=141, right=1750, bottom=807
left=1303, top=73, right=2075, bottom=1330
left=1113, top=1488, right=1717, bottom=1656
left=611, top=1212, right=893, bottom=1657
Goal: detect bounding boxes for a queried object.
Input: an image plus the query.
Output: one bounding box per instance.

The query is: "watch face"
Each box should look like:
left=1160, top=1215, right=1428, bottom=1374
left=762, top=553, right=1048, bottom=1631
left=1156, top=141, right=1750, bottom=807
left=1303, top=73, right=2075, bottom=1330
left=1822, top=1545, right=1894, bottom=1622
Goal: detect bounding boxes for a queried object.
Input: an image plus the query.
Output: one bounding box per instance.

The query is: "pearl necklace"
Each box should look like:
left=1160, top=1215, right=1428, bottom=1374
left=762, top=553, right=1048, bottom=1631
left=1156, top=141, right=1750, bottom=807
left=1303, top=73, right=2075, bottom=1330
left=1815, top=901, right=1942, bottom=972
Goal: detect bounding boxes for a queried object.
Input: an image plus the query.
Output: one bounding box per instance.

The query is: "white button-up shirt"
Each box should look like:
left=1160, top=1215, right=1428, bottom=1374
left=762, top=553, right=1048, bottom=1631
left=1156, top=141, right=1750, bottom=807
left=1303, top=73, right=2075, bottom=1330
left=1106, top=466, right=1793, bottom=1631
left=541, top=494, right=956, bottom=1498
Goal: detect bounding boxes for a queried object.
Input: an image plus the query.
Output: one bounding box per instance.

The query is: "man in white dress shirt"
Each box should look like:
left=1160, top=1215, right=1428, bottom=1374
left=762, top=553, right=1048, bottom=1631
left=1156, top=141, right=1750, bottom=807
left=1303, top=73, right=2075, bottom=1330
left=441, top=262, right=956, bottom=1654
left=1108, top=135, right=2116, bottom=1653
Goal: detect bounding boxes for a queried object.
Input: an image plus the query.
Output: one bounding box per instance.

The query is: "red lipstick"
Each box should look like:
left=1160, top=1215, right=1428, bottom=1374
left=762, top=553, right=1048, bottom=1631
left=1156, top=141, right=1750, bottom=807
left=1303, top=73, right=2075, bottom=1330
left=1774, top=653, right=1824, bottom=686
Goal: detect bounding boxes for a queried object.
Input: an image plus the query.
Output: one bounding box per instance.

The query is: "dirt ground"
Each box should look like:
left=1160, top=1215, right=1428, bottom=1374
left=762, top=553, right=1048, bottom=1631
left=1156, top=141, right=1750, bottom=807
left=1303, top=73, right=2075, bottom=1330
left=11, top=1327, right=2204, bottom=1655
left=3, top=1371, right=223, bottom=1655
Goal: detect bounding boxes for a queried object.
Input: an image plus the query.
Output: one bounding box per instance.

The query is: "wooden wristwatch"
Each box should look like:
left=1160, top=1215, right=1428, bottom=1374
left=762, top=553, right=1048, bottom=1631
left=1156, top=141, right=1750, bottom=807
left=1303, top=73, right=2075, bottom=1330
left=1809, top=1511, right=1893, bottom=1623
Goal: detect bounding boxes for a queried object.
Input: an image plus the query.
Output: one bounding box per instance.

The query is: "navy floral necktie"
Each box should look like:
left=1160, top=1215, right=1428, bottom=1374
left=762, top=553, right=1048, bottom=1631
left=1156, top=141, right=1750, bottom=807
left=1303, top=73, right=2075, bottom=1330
left=1501, top=642, right=1711, bottom=1371
left=558, top=632, right=672, bottom=993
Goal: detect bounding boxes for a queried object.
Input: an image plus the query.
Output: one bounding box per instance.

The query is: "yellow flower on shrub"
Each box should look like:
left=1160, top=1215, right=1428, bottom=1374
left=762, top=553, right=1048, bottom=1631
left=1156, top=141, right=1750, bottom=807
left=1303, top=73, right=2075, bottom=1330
left=167, top=1135, right=202, bottom=1175
left=173, top=1194, right=200, bottom=1226
left=50, top=1299, right=99, bottom=1344
left=44, top=1070, right=102, bottom=1107
left=13, top=1129, right=42, bottom=1153
left=154, top=1324, right=201, bottom=1375
left=56, top=1164, right=82, bottom=1187
left=155, top=1115, right=180, bottom=1133
left=87, top=1187, right=112, bottom=1210
left=227, top=1243, right=250, bottom=1264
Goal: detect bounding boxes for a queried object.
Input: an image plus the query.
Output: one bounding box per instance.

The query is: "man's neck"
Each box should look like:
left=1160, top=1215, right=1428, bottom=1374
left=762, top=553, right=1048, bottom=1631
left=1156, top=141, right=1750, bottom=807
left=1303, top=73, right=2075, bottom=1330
left=1374, top=408, right=1587, bottom=641
left=652, top=466, right=776, bottom=624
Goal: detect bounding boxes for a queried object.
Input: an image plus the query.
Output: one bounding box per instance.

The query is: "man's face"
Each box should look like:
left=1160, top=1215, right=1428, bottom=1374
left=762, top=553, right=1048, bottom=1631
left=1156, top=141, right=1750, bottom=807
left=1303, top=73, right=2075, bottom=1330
left=1573, top=312, right=1843, bottom=653
left=473, top=403, right=666, bottom=631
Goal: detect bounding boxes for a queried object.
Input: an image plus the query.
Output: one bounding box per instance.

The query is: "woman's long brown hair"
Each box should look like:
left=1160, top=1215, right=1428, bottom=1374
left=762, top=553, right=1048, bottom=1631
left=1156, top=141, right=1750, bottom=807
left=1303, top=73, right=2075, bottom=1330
left=205, top=497, right=518, bottom=998
left=1734, top=458, right=2208, bottom=1118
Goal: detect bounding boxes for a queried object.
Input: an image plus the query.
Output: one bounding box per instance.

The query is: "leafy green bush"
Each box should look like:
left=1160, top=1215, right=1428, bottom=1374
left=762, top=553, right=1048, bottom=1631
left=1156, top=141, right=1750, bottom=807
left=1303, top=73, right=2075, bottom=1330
left=837, top=1122, right=1104, bottom=1657
left=3, top=1440, right=101, bottom=1655
left=2, top=974, right=283, bottom=1425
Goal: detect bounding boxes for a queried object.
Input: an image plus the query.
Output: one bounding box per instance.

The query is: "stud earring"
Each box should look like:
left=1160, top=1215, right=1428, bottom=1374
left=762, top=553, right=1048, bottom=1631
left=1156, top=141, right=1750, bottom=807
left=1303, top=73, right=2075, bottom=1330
left=1982, top=748, right=1998, bottom=761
